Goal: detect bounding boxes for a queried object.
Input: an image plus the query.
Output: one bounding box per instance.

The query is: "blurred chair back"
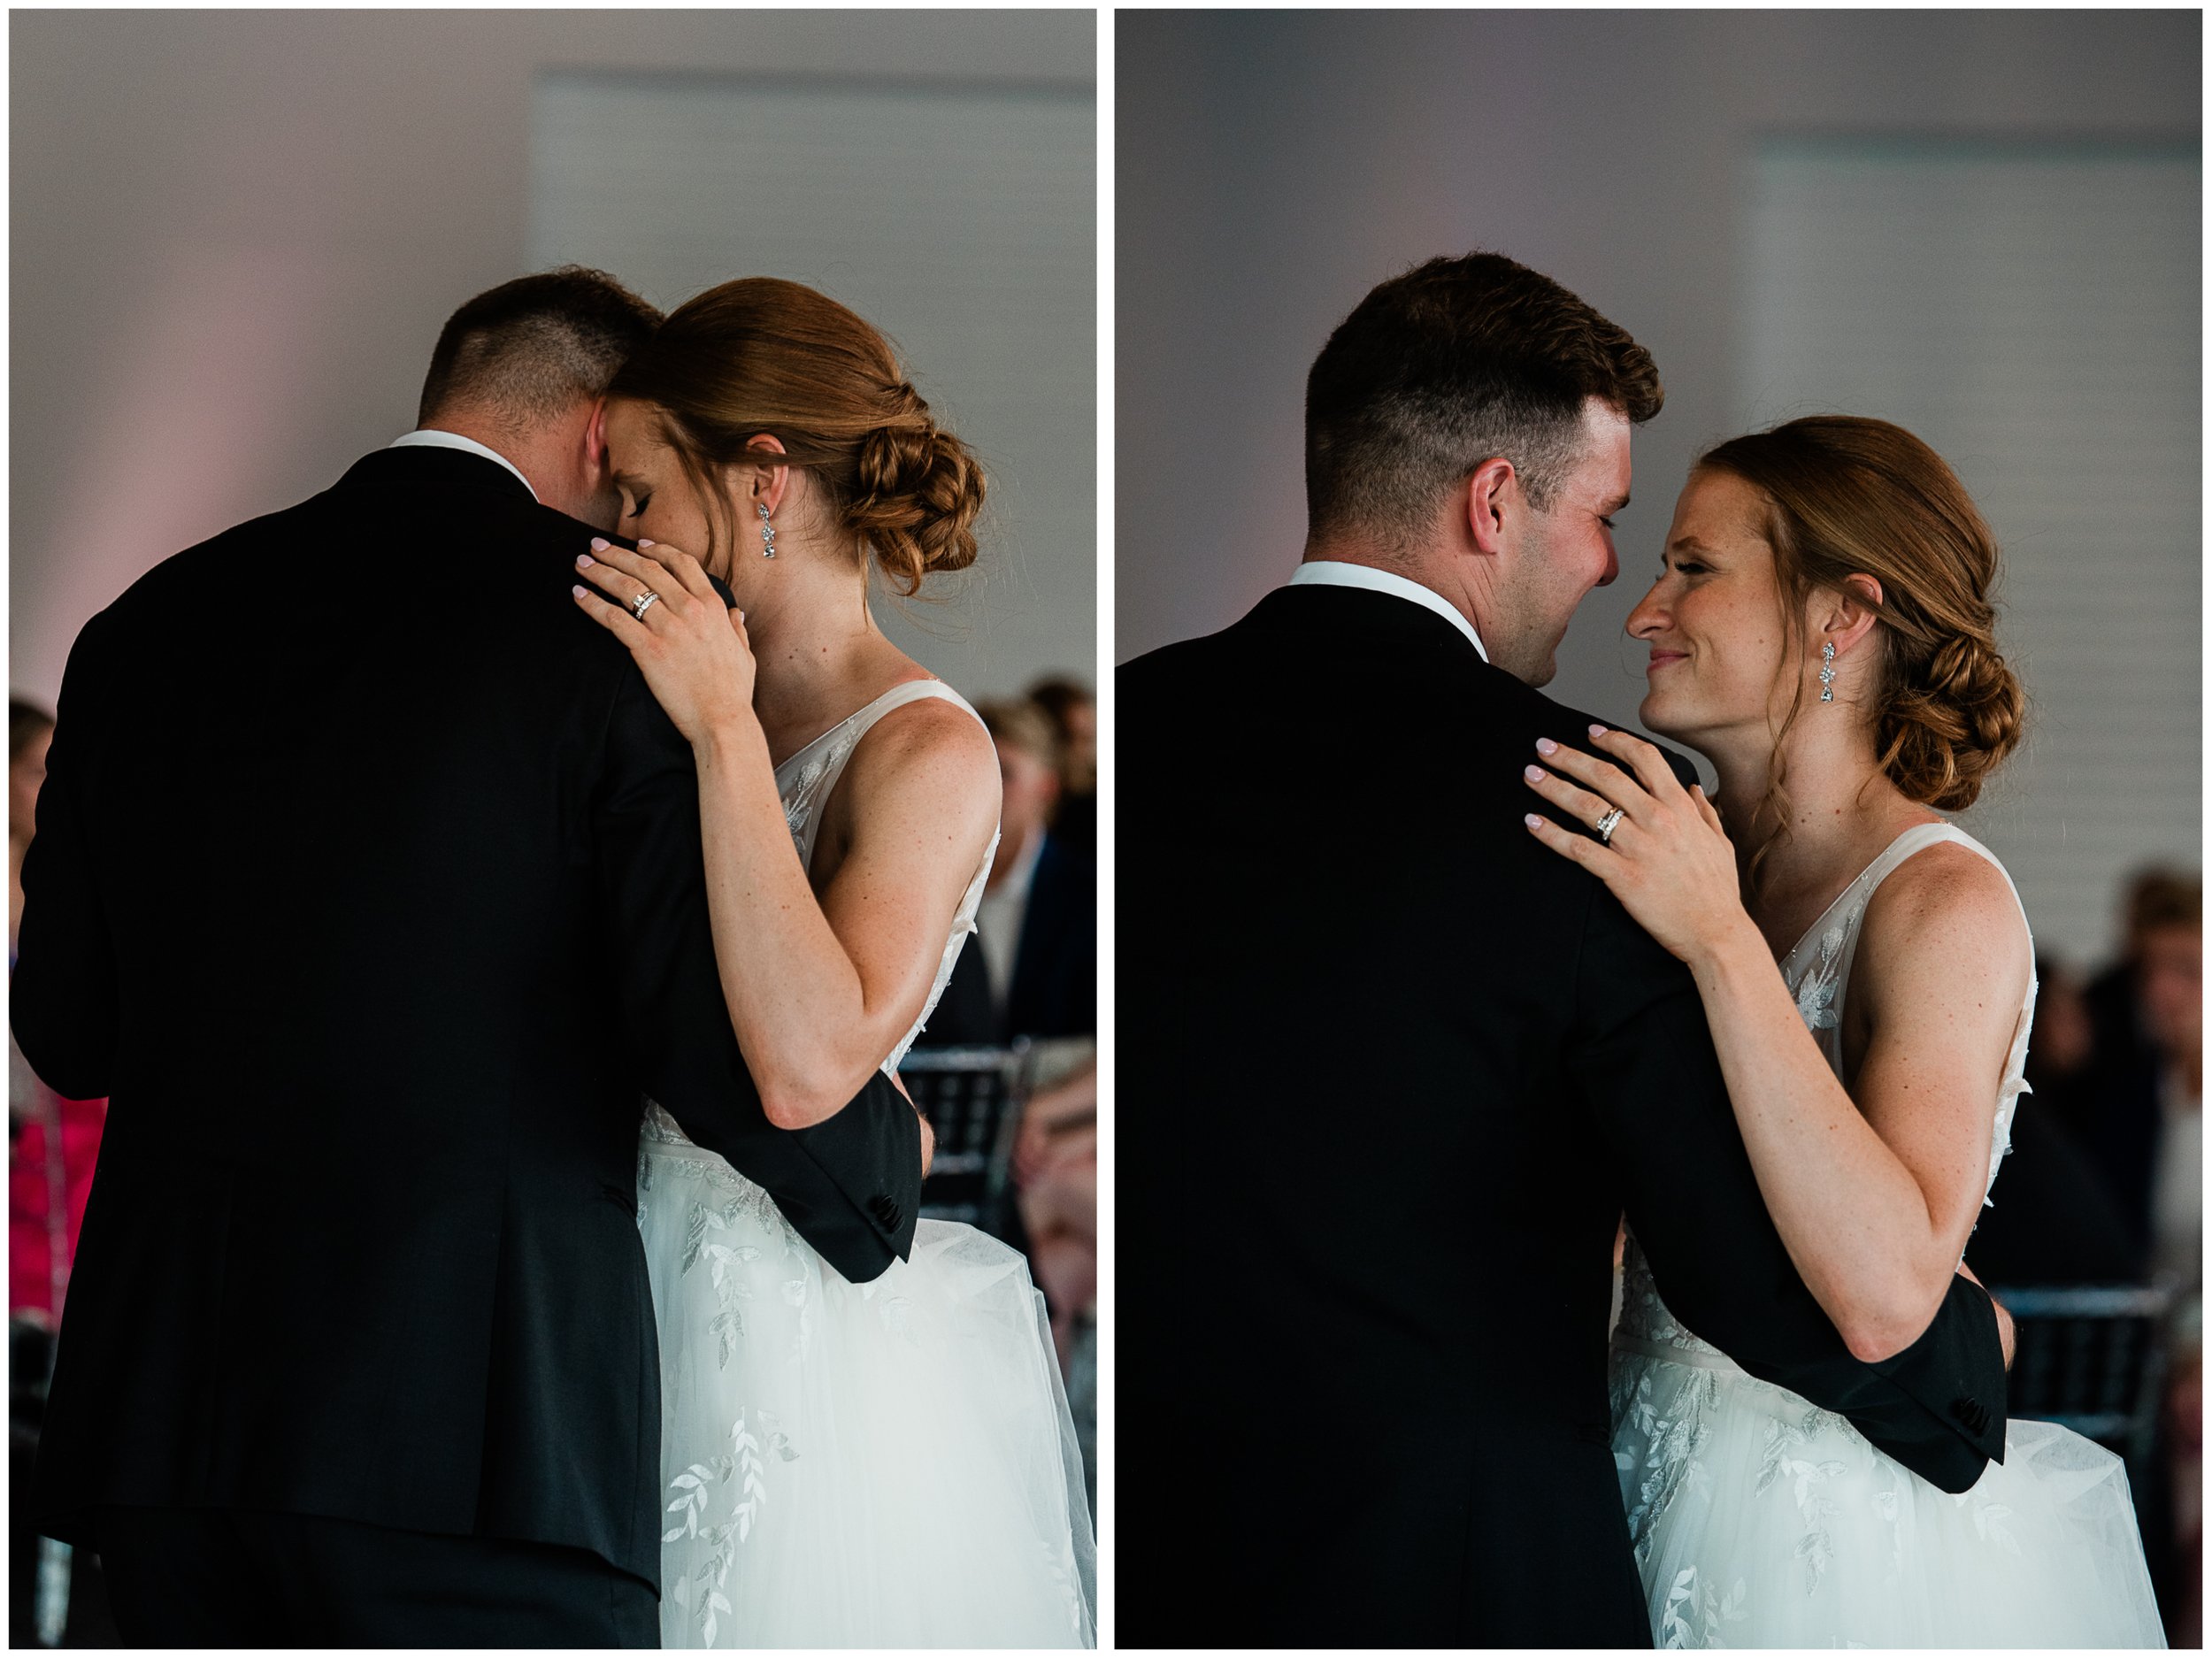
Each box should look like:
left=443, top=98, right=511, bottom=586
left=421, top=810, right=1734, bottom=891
left=1993, top=1283, right=2175, bottom=1471
left=896, top=1040, right=1030, bottom=1239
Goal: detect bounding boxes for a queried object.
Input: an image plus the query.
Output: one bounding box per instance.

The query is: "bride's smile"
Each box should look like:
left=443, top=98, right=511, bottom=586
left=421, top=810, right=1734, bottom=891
left=1627, top=467, right=1825, bottom=759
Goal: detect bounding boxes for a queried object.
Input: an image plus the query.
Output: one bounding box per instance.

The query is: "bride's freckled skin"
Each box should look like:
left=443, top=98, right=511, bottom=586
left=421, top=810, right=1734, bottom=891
left=1624, top=468, right=1797, bottom=754
left=603, top=396, right=730, bottom=581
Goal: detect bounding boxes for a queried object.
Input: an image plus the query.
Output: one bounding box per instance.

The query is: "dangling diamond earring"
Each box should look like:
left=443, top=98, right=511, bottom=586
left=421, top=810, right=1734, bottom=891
left=1818, top=641, right=1836, bottom=702
left=757, top=501, right=776, bottom=558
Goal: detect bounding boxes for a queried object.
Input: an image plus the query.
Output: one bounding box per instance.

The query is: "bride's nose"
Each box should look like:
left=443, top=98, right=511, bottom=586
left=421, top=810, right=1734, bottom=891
left=1625, top=581, right=1669, bottom=641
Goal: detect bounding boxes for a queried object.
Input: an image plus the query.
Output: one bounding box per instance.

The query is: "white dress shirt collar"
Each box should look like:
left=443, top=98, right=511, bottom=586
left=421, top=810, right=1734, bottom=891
left=1288, top=560, right=1488, bottom=661
left=388, top=428, right=539, bottom=503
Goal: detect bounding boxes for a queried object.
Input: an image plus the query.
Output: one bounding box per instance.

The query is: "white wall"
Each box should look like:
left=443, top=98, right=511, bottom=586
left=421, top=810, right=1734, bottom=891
left=1115, top=9, right=2199, bottom=962
left=12, top=9, right=1094, bottom=706
left=529, top=71, right=1094, bottom=698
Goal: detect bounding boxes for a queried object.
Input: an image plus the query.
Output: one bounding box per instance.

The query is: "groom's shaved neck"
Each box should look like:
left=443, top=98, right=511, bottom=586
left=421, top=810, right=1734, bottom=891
left=419, top=402, right=532, bottom=462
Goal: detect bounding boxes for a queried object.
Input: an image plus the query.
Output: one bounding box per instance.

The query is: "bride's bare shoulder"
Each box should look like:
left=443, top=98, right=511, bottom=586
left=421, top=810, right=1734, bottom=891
left=1857, top=839, right=2032, bottom=1006
left=838, top=690, right=1001, bottom=841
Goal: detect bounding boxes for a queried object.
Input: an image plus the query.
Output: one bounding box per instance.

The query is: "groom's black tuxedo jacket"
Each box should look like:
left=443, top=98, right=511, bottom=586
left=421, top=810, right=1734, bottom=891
left=1119, top=583, right=2008, bottom=1649
left=13, top=446, right=924, bottom=1588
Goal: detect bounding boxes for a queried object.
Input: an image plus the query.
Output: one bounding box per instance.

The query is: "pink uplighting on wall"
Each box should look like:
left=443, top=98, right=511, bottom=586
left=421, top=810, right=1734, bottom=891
left=21, top=242, right=339, bottom=708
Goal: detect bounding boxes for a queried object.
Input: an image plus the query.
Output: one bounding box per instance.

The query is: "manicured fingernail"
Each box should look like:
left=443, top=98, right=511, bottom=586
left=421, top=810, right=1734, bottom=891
left=1525, top=814, right=1544, bottom=830
left=637, top=538, right=655, bottom=549
left=1525, top=764, right=1545, bottom=782
left=1589, top=724, right=1608, bottom=738
left=576, top=552, right=595, bottom=567
left=589, top=537, right=609, bottom=551
left=1535, top=737, right=1557, bottom=756
left=572, top=585, right=588, bottom=598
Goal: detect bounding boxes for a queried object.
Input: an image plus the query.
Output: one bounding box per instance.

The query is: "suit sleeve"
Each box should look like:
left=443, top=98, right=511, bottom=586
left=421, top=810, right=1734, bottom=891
left=591, top=662, right=922, bottom=1282
left=1567, top=879, right=2008, bottom=1492
left=13, top=612, right=121, bottom=1102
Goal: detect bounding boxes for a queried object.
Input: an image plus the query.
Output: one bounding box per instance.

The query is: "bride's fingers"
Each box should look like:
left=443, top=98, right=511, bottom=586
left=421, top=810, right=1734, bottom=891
left=1534, top=738, right=1649, bottom=819
left=637, top=540, right=718, bottom=604
left=1691, top=785, right=1725, bottom=833
left=1524, top=810, right=1624, bottom=879
left=1524, top=763, right=1627, bottom=836
left=571, top=580, right=654, bottom=650
left=574, top=546, right=649, bottom=604
left=1588, top=725, right=1682, bottom=800
left=575, top=548, right=675, bottom=618
left=582, top=540, right=689, bottom=611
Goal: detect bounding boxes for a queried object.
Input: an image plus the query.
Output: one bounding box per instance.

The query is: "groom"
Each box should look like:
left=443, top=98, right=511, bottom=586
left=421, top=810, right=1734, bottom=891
left=13, top=267, right=926, bottom=1645
left=1118, top=251, right=2011, bottom=1646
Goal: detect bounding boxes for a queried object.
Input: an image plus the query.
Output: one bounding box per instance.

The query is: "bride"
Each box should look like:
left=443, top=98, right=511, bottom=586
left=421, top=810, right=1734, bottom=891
left=570, top=277, right=1094, bottom=1646
left=1521, top=416, right=2162, bottom=1646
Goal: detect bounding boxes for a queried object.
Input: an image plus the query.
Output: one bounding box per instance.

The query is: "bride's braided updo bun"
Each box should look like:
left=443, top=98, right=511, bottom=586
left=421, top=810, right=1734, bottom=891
left=849, top=398, right=985, bottom=594
left=608, top=278, right=983, bottom=595
left=1697, top=417, right=2024, bottom=871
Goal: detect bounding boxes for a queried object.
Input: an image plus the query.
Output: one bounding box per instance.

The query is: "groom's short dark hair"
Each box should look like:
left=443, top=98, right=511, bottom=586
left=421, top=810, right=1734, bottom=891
left=1304, top=251, right=1663, bottom=547
left=418, top=266, right=663, bottom=430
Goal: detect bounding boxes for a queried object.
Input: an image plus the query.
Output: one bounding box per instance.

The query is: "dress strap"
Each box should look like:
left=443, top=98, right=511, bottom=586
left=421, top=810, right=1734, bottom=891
left=809, top=680, right=983, bottom=796
left=775, top=679, right=983, bottom=787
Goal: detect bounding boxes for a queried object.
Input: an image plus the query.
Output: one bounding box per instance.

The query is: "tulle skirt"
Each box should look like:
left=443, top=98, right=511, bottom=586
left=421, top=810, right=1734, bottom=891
left=1610, top=1339, right=2165, bottom=1647
left=639, top=1133, right=1095, bottom=1648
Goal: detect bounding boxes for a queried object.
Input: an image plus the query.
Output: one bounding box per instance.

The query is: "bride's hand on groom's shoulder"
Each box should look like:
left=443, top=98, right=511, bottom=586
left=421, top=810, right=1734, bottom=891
left=1521, top=725, right=1752, bottom=965
left=572, top=539, right=757, bottom=746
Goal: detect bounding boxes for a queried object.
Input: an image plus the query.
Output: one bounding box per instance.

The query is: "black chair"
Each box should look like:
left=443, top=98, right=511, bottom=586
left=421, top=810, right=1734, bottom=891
left=1993, top=1283, right=2175, bottom=1473
left=897, top=1041, right=1030, bottom=1239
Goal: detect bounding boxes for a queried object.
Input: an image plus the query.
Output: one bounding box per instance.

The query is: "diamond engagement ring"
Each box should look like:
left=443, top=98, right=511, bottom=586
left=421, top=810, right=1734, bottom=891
left=630, top=590, right=662, bottom=620
left=1595, top=808, right=1624, bottom=844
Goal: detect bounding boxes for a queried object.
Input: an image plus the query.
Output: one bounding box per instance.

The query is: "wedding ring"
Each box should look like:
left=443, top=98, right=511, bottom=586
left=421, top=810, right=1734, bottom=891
left=1595, top=808, right=1624, bottom=844
left=630, top=590, right=662, bottom=620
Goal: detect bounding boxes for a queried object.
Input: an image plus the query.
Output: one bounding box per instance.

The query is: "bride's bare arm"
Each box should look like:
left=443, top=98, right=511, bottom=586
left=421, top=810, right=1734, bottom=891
left=692, top=704, right=997, bottom=1127
left=1686, top=852, right=2025, bottom=1359
left=572, top=540, right=999, bottom=1130
left=1525, top=726, right=2027, bottom=1362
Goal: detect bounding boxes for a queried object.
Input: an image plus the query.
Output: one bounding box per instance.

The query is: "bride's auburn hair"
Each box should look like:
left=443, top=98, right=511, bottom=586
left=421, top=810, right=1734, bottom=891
left=1697, top=417, right=2026, bottom=871
left=608, top=278, right=984, bottom=595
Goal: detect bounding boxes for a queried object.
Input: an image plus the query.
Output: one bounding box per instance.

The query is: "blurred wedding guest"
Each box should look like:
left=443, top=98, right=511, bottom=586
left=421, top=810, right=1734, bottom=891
left=2025, top=955, right=2097, bottom=1094
left=1014, top=1056, right=1096, bottom=1500
left=1016, top=1061, right=1096, bottom=1362
left=1963, top=956, right=2137, bottom=1287
left=2058, top=871, right=2201, bottom=1284
left=1027, top=675, right=1096, bottom=857
left=9, top=695, right=114, bottom=1646
left=10, top=702, right=54, bottom=952
left=930, top=699, right=1095, bottom=1046
left=2084, top=868, right=2190, bottom=1076
left=9, top=699, right=104, bottom=1331
left=8, top=1083, right=104, bottom=1329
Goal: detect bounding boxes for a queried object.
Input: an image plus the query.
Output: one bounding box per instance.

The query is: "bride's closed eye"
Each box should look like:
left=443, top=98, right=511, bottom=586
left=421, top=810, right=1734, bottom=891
left=622, top=489, right=653, bottom=520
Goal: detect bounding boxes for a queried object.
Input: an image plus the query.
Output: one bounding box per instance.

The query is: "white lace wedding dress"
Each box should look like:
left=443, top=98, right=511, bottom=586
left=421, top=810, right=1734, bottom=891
left=635, top=679, right=1096, bottom=1648
left=1612, top=822, right=2164, bottom=1648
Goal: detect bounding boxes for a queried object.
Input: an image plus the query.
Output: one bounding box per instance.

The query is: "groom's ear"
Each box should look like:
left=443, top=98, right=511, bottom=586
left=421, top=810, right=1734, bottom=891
left=584, top=397, right=611, bottom=469
left=1463, top=457, right=1520, bottom=557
